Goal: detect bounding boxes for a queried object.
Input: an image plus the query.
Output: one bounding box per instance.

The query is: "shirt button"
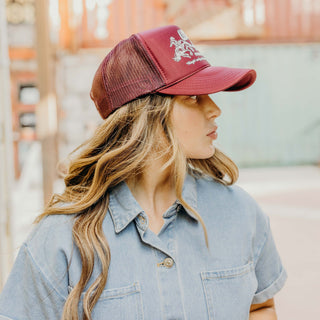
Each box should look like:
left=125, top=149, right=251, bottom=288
left=163, top=257, right=174, bottom=268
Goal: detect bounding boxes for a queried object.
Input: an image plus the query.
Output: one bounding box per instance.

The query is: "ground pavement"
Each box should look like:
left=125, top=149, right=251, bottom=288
left=238, top=165, right=320, bottom=319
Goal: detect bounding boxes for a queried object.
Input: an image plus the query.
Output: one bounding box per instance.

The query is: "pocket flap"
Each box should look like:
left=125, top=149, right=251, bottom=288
left=67, top=282, right=141, bottom=300
left=201, top=260, right=254, bottom=280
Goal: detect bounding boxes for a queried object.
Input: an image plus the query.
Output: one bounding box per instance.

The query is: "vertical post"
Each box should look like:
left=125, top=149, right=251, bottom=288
left=0, top=0, right=14, bottom=288
left=34, top=0, right=58, bottom=206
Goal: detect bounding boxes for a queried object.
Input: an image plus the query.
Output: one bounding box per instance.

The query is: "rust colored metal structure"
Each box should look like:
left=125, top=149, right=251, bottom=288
left=57, top=0, right=320, bottom=50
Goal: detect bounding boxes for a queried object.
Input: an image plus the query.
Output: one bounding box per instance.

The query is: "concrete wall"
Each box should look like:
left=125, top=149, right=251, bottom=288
left=201, top=43, right=320, bottom=167
left=55, top=50, right=106, bottom=161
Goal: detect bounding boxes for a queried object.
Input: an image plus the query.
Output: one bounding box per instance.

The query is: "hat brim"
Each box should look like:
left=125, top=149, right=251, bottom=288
left=158, top=66, right=256, bottom=95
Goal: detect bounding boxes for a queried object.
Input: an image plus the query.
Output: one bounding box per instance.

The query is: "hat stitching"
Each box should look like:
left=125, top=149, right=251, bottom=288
left=135, top=33, right=168, bottom=83
left=158, top=63, right=210, bottom=92
left=101, top=54, right=114, bottom=114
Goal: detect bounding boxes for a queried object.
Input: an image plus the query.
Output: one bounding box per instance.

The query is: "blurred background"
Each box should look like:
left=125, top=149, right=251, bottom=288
left=0, top=0, right=319, bottom=318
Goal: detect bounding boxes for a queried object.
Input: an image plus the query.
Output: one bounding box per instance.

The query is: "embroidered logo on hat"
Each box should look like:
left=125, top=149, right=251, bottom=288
left=170, top=29, right=206, bottom=65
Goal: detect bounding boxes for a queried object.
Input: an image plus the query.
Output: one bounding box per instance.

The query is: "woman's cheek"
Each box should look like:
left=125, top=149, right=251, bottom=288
left=186, top=137, right=208, bottom=158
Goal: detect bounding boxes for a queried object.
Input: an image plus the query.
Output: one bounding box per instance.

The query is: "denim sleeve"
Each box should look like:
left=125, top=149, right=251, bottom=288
left=252, top=213, right=288, bottom=304
left=0, top=243, right=66, bottom=320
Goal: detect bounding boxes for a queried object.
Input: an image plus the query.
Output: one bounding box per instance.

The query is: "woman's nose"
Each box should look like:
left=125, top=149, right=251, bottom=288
left=203, top=95, right=221, bottom=119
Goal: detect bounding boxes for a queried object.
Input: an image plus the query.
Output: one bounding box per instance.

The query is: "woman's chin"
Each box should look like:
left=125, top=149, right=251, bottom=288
left=206, top=144, right=216, bottom=158
left=187, top=147, right=216, bottom=159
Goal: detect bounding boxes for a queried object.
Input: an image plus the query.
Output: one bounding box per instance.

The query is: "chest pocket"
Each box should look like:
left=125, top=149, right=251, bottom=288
left=68, top=282, right=144, bottom=320
left=200, top=260, right=257, bottom=320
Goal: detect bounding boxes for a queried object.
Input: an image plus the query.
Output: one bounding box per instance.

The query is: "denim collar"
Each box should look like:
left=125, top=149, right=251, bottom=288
left=108, top=172, right=198, bottom=233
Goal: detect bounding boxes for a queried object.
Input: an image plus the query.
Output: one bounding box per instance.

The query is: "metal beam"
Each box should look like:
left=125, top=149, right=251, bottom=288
left=0, top=0, right=14, bottom=288
left=34, top=0, right=58, bottom=206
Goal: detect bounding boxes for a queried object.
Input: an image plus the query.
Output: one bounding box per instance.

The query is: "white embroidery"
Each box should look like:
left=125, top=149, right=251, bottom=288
left=170, top=29, right=205, bottom=64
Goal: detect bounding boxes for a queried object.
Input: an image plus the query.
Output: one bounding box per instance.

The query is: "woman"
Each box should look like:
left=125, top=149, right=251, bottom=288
left=0, top=25, right=287, bottom=320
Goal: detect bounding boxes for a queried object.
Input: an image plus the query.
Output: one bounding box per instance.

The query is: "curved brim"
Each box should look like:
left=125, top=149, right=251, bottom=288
left=158, top=66, right=257, bottom=95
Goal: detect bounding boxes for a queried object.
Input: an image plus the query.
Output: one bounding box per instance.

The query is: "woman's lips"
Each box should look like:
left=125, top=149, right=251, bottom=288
left=207, top=127, right=218, bottom=139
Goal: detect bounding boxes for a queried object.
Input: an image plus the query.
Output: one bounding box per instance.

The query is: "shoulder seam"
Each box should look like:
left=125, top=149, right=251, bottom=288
left=23, top=243, right=68, bottom=302
left=26, top=214, right=75, bottom=244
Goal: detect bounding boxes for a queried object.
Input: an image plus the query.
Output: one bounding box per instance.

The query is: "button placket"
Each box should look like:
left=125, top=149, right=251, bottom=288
left=157, top=257, right=175, bottom=268
left=137, top=213, right=147, bottom=230
left=164, top=257, right=174, bottom=268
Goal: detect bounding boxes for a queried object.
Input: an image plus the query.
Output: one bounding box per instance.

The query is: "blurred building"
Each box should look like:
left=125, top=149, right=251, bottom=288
left=54, top=0, right=320, bottom=49
left=6, top=0, right=38, bottom=179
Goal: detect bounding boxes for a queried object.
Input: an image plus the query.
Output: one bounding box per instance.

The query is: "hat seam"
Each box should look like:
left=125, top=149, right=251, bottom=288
left=135, top=33, right=168, bottom=84
left=106, top=78, right=160, bottom=92
left=101, top=54, right=114, bottom=116
left=158, top=63, right=210, bottom=92
left=159, top=67, right=256, bottom=94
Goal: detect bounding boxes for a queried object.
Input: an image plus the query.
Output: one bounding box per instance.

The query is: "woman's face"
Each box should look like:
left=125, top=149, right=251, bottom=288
left=171, top=94, right=222, bottom=159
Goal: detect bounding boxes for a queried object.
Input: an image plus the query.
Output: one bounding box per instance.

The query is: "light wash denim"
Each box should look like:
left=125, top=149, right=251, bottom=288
left=0, top=172, right=287, bottom=320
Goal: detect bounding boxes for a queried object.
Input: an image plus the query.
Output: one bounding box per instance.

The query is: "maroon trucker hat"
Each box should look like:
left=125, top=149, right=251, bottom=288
left=90, top=25, right=257, bottom=119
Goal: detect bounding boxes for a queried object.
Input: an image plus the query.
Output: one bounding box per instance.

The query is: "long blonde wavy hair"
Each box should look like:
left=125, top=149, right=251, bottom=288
left=34, top=93, right=239, bottom=320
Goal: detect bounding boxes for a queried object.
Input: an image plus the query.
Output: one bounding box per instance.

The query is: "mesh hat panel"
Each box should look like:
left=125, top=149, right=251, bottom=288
left=90, top=60, right=111, bottom=119
left=97, top=36, right=165, bottom=118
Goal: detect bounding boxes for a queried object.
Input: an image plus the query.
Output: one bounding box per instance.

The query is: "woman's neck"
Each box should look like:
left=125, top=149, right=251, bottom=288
left=126, top=157, right=176, bottom=221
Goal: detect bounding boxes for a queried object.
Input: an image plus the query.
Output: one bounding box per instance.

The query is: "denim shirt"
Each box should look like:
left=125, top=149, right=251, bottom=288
left=0, top=173, right=287, bottom=320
